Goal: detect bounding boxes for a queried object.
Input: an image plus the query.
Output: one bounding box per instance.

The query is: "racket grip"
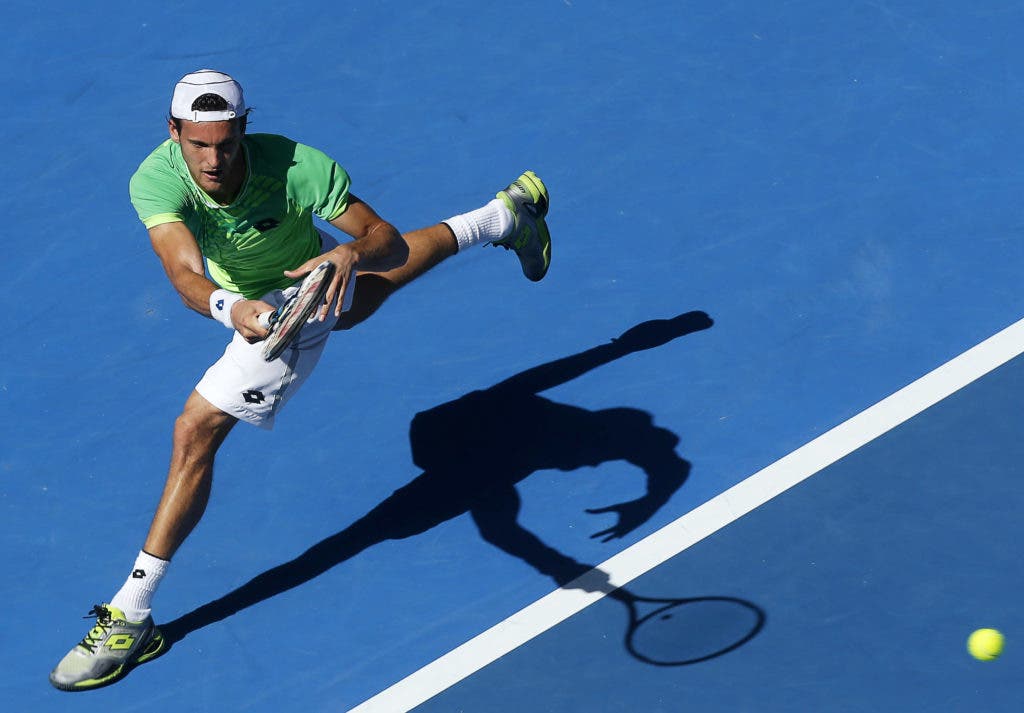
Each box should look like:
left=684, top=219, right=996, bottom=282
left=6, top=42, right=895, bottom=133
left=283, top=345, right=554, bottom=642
left=257, top=311, right=274, bottom=330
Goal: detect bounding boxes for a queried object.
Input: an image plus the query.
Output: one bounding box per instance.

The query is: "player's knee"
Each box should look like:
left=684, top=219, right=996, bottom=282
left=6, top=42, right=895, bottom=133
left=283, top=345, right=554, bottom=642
left=173, top=410, right=204, bottom=447
left=173, top=404, right=232, bottom=449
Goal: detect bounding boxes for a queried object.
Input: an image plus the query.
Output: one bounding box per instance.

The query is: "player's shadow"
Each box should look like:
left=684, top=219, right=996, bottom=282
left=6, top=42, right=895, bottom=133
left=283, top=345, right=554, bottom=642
left=162, top=311, right=761, bottom=664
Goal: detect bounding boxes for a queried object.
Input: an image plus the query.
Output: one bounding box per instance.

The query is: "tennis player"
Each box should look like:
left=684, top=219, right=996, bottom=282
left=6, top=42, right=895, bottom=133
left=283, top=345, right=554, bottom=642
left=50, top=69, right=551, bottom=691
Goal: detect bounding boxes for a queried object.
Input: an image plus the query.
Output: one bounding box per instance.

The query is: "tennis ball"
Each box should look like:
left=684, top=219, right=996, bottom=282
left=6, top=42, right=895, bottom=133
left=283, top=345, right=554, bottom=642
left=967, top=628, right=1004, bottom=661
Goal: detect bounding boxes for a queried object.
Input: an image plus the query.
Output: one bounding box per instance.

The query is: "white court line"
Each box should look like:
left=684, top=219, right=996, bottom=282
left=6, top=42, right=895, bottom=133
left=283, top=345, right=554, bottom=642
left=349, top=316, right=1024, bottom=713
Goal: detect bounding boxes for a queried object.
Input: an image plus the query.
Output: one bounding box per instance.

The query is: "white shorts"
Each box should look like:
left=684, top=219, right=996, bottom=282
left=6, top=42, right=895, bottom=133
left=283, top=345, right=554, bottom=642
left=195, top=230, right=341, bottom=430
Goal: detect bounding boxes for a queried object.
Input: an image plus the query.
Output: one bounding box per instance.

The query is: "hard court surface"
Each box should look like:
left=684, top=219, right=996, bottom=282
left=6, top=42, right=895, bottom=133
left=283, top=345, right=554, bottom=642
left=2, top=2, right=1022, bottom=711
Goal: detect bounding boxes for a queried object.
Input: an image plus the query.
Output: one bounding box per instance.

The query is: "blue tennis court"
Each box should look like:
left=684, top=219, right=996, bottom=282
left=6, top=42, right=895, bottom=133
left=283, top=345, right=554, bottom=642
left=3, top=1, right=1022, bottom=711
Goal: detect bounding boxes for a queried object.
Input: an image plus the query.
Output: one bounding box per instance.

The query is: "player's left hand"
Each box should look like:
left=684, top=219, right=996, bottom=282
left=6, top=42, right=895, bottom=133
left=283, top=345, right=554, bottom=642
left=284, top=244, right=358, bottom=322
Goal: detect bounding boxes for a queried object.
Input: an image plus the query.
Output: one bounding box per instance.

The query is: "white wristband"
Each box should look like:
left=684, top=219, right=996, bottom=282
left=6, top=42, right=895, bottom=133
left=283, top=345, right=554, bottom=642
left=209, top=289, right=244, bottom=329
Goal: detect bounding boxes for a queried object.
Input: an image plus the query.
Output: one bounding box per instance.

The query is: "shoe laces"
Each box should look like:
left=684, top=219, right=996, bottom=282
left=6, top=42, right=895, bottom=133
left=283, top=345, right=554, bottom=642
left=77, top=605, right=114, bottom=654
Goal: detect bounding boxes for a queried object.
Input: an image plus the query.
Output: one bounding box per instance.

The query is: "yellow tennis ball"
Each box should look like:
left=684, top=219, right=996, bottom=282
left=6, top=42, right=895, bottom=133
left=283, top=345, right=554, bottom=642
left=967, top=628, right=1004, bottom=661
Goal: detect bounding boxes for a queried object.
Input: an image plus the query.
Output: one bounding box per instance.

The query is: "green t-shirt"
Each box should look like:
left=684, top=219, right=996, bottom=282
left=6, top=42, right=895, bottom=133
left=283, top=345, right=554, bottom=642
left=129, top=133, right=350, bottom=299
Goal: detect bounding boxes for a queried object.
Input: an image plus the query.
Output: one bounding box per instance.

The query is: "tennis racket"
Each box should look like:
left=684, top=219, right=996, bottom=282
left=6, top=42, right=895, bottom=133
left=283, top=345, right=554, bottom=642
left=258, top=260, right=337, bottom=361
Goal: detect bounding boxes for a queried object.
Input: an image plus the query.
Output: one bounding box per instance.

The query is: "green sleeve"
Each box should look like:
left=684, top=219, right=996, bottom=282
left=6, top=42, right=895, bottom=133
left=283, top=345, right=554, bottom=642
left=288, top=143, right=351, bottom=222
left=129, top=142, right=190, bottom=228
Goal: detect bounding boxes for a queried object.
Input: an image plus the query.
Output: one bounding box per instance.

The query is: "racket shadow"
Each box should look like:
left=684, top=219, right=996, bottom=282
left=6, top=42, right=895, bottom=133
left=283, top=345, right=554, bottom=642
left=161, top=311, right=718, bottom=658
left=614, top=588, right=765, bottom=666
left=568, top=568, right=766, bottom=665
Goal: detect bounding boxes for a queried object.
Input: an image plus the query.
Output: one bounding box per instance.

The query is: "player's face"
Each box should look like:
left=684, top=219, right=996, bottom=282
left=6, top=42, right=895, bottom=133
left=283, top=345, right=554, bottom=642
left=169, top=119, right=245, bottom=204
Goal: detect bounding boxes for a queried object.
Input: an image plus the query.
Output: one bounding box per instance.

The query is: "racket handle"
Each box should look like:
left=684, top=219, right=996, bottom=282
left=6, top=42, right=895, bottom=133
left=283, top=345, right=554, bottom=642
left=257, top=311, right=274, bottom=330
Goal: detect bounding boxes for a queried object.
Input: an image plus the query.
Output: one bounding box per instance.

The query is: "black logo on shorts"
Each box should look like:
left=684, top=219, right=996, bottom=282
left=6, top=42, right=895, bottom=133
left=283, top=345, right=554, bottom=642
left=243, top=390, right=265, bottom=404
left=132, top=569, right=147, bottom=579
left=254, top=218, right=280, bottom=232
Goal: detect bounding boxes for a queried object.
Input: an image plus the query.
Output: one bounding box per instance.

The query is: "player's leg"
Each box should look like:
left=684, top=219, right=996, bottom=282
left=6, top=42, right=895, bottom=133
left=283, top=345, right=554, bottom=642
left=52, top=331, right=320, bottom=691
left=143, top=390, right=238, bottom=559
left=108, top=391, right=236, bottom=622
left=336, top=222, right=458, bottom=329
left=50, top=392, right=235, bottom=691
left=336, top=171, right=551, bottom=330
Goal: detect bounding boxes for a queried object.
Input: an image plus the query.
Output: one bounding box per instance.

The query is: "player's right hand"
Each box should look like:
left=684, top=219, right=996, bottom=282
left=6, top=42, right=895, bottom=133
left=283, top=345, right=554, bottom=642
left=231, top=299, right=275, bottom=342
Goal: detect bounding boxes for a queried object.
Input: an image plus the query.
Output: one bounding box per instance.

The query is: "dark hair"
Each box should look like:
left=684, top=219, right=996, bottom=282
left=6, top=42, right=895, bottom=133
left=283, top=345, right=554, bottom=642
left=169, top=93, right=249, bottom=132
left=192, top=92, right=229, bottom=112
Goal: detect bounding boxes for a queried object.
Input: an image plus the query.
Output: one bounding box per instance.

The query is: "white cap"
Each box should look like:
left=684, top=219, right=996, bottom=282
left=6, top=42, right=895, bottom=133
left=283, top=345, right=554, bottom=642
left=170, top=69, right=246, bottom=122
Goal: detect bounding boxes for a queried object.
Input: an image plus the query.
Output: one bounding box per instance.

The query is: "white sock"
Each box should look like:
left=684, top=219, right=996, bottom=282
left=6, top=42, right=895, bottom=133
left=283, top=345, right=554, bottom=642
left=443, top=198, right=514, bottom=251
left=110, top=550, right=169, bottom=621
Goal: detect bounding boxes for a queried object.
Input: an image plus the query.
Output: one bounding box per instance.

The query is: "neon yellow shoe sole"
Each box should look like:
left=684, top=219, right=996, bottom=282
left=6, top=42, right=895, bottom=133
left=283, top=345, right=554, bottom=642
left=494, top=170, right=551, bottom=281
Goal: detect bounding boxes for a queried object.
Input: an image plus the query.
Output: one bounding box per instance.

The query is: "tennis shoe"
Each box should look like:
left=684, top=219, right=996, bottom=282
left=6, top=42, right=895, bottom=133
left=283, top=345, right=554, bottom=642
left=49, top=604, right=166, bottom=691
left=494, top=170, right=551, bottom=281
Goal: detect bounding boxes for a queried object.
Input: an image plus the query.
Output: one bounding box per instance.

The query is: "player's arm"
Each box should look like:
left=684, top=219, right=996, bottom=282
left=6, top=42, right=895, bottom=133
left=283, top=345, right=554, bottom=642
left=285, top=194, right=410, bottom=319
left=325, top=194, right=409, bottom=271
left=147, top=221, right=271, bottom=339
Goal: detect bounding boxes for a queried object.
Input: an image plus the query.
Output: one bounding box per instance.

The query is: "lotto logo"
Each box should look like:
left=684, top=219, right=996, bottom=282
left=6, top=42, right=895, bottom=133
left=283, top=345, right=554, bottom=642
left=215, top=299, right=225, bottom=311
left=106, top=634, right=136, bottom=651
left=254, top=218, right=280, bottom=232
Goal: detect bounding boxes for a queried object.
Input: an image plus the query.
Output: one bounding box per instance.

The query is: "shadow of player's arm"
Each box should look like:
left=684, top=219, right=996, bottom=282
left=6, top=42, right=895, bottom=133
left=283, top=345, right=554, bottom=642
left=468, top=484, right=609, bottom=592
left=491, top=312, right=712, bottom=396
